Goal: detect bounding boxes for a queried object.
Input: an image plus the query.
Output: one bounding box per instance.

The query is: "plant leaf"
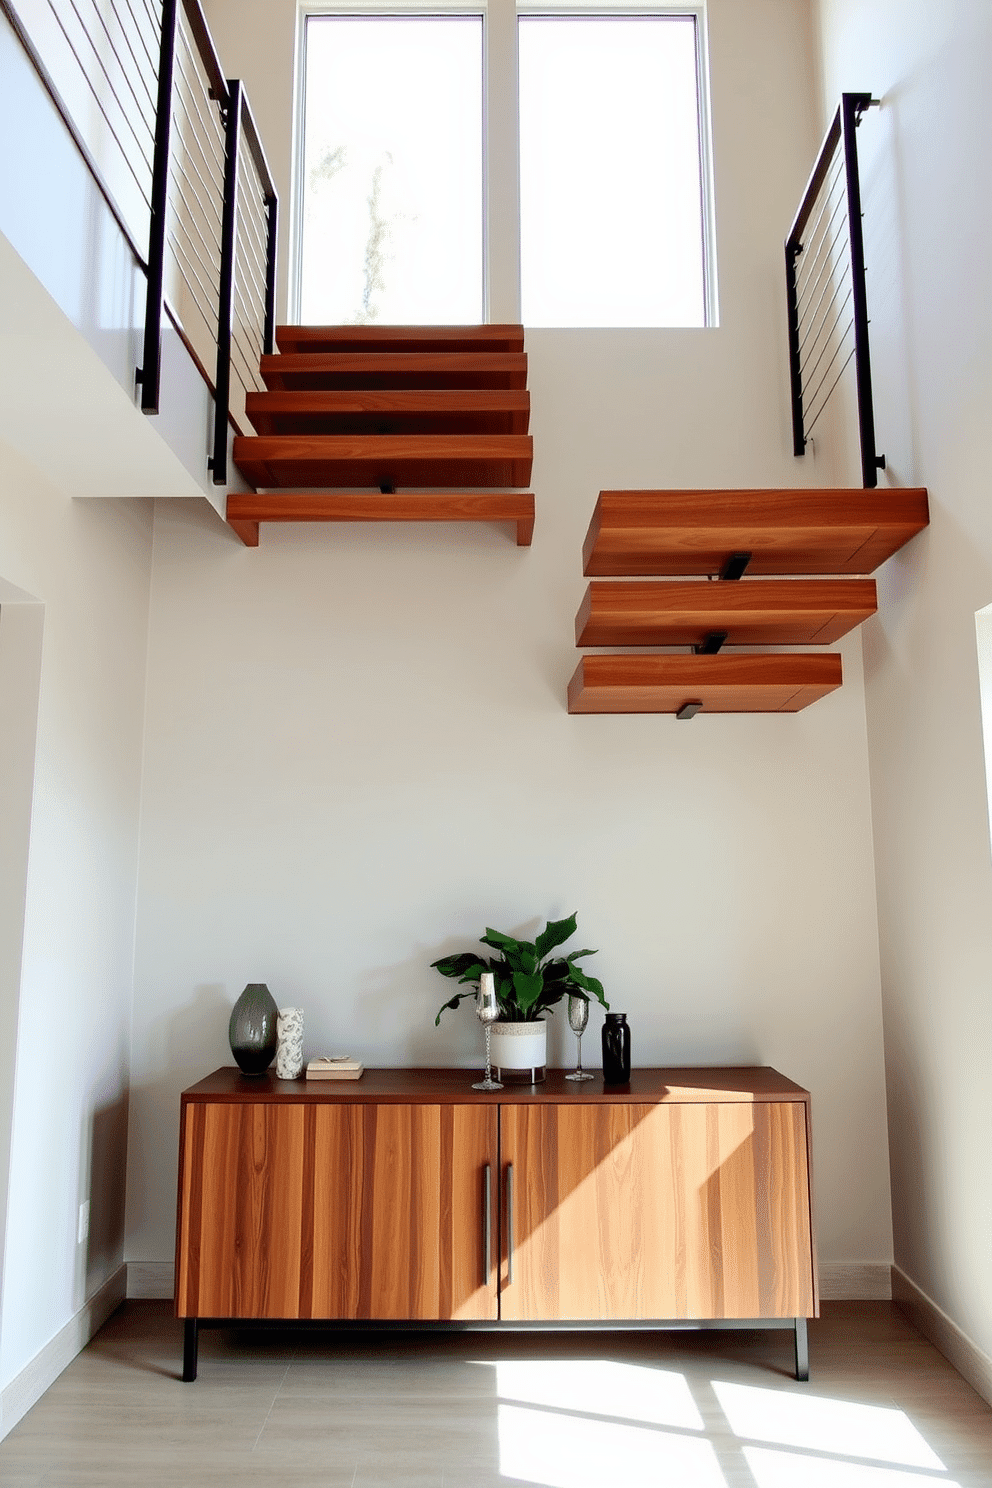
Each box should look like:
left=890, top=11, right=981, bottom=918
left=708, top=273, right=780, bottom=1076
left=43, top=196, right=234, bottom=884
left=568, top=964, right=609, bottom=1007
left=431, top=952, right=487, bottom=982
left=512, top=969, right=545, bottom=1013
left=481, top=927, right=521, bottom=952
left=535, top=912, right=578, bottom=960
left=434, top=989, right=477, bottom=1025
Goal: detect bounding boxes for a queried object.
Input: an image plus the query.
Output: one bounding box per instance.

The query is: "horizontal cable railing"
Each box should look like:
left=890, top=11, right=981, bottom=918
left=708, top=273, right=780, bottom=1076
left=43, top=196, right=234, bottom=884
left=5, top=0, right=277, bottom=482
left=785, top=93, right=884, bottom=489
left=162, top=0, right=227, bottom=392
left=211, top=81, right=277, bottom=483
left=1, top=0, right=158, bottom=254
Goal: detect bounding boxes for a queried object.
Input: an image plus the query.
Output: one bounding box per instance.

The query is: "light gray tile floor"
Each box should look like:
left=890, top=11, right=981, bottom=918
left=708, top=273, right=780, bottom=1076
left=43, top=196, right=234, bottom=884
left=1, top=1302, right=991, bottom=1486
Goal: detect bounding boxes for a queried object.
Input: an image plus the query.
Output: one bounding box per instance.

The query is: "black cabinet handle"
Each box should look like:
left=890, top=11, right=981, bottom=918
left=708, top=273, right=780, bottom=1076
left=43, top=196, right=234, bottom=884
left=483, top=1164, right=491, bottom=1285
left=506, top=1163, right=514, bottom=1283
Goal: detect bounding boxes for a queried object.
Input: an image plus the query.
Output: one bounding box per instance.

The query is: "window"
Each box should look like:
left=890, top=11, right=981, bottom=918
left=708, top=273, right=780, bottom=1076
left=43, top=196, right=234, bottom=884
left=298, top=14, right=484, bottom=324
left=518, top=13, right=710, bottom=328
left=295, top=8, right=714, bottom=328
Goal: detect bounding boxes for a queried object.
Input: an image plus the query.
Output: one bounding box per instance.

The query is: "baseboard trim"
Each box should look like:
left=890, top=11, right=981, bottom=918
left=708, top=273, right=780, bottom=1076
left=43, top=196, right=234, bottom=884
left=892, top=1265, right=992, bottom=1407
left=818, top=1262, right=892, bottom=1300
left=0, top=1265, right=126, bottom=1441
left=126, top=1261, right=174, bottom=1299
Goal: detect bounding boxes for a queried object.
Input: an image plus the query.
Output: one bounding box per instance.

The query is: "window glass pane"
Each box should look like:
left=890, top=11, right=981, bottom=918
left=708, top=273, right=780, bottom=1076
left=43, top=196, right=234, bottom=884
left=300, top=16, right=483, bottom=325
left=519, top=15, right=707, bottom=328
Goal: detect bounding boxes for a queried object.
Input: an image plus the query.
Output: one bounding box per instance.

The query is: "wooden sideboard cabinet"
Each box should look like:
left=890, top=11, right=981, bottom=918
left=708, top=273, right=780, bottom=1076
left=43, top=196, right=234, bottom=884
left=175, top=1067, right=817, bottom=1380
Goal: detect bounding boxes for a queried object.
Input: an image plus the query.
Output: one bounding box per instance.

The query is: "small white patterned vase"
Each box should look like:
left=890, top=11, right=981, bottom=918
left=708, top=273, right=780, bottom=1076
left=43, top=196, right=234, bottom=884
left=276, top=1007, right=304, bottom=1079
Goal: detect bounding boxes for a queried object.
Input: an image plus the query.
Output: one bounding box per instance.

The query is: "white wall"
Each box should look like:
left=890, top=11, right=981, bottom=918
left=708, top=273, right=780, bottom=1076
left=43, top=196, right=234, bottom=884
left=814, top=0, right=992, bottom=1360
left=0, top=438, right=153, bottom=1398
left=125, top=0, right=895, bottom=1283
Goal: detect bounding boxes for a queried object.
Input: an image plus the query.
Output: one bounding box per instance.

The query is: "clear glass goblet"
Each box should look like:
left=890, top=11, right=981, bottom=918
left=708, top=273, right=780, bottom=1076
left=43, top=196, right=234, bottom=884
left=566, top=994, right=594, bottom=1081
left=472, top=973, right=503, bottom=1091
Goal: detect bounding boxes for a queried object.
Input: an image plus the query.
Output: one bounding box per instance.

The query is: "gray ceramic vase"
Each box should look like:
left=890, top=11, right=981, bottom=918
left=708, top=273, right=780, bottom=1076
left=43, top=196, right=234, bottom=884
left=229, top=982, right=279, bottom=1075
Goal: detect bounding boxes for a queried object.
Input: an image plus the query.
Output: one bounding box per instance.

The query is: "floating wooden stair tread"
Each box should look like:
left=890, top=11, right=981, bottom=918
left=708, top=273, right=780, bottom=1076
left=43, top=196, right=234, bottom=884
left=231, top=324, right=535, bottom=548
left=244, top=389, right=531, bottom=437
left=583, top=488, right=930, bottom=576
left=232, top=434, right=533, bottom=489
left=225, top=491, right=535, bottom=548
left=575, top=579, right=877, bottom=647
left=260, top=352, right=528, bottom=392
left=276, top=324, right=524, bottom=354
left=567, top=654, right=843, bottom=714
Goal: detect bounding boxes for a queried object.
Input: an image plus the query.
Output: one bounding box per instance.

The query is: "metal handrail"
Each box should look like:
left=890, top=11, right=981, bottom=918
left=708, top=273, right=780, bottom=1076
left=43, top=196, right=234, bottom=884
left=785, top=93, right=884, bottom=489
left=7, top=0, right=278, bottom=448
left=210, top=80, right=278, bottom=483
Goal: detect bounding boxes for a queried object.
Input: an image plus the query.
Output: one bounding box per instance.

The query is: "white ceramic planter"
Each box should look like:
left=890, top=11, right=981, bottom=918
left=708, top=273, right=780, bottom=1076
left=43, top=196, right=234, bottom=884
left=490, top=1019, right=547, bottom=1084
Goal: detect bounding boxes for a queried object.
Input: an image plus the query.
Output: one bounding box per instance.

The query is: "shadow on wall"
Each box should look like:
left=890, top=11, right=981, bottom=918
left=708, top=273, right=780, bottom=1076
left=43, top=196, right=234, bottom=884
left=126, top=983, right=233, bottom=1252
left=79, top=1091, right=129, bottom=1300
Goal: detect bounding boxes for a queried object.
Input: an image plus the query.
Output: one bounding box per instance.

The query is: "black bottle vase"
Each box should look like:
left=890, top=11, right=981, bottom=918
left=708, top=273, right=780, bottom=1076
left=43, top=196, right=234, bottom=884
left=601, top=1012, right=631, bottom=1084
left=229, top=982, right=279, bottom=1075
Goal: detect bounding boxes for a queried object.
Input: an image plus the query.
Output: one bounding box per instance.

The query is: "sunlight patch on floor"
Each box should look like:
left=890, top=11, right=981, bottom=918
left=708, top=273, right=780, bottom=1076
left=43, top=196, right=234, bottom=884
left=712, top=1380, right=946, bottom=1470
left=497, top=1402, right=727, bottom=1488
left=744, top=1446, right=960, bottom=1488
left=494, top=1358, right=704, bottom=1430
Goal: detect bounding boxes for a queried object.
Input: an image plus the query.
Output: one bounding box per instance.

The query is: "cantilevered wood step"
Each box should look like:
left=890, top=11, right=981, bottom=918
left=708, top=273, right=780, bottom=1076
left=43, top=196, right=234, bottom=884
left=244, top=389, right=530, bottom=437
left=567, top=653, right=843, bottom=714
left=261, top=352, right=528, bottom=392
left=276, top=324, right=525, bottom=354
left=225, top=490, right=535, bottom=548
left=232, top=434, right=533, bottom=489
left=583, top=488, right=930, bottom=576
left=575, top=579, right=877, bottom=647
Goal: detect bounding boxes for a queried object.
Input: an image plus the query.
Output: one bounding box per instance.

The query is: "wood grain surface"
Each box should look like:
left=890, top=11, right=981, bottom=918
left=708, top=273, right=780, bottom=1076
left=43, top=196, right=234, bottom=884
left=260, top=352, right=528, bottom=392
left=181, top=1066, right=812, bottom=1105
left=231, top=433, right=533, bottom=489
left=575, top=578, right=877, bottom=647
left=567, top=652, right=843, bottom=713
left=224, top=491, right=535, bottom=546
left=275, top=324, right=525, bottom=354
left=581, top=488, right=930, bottom=576
left=176, top=1100, right=498, bottom=1322
left=498, top=1101, right=816, bottom=1321
left=244, top=388, right=531, bottom=437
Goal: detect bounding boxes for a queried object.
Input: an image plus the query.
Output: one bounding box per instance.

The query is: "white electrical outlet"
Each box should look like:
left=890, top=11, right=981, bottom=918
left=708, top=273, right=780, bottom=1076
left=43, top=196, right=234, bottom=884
left=77, top=1200, right=90, bottom=1245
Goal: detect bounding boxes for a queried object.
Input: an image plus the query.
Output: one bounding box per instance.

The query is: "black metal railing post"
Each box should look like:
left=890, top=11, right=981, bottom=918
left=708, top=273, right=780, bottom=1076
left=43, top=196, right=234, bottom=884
left=784, top=92, right=882, bottom=488
left=841, top=93, right=884, bottom=489
left=138, top=0, right=178, bottom=413
left=211, top=79, right=241, bottom=485
left=785, top=240, right=806, bottom=457
left=264, top=193, right=279, bottom=356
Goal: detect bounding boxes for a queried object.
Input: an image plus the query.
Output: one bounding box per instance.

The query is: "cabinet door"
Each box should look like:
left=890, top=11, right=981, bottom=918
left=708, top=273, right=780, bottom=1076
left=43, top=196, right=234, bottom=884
left=499, top=1100, right=814, bottom=1321
left=176, top=1100, right=498, bottom=1321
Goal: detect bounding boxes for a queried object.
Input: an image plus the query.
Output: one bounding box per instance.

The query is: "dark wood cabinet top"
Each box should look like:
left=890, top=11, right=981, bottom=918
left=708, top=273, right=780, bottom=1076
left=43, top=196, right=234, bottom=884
left=182, top=1066, right=810, bottom=1106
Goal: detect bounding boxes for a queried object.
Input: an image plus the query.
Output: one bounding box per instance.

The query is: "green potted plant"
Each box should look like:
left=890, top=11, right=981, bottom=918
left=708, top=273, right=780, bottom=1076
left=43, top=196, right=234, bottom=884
left=432, top=912, right=608, bottom=1082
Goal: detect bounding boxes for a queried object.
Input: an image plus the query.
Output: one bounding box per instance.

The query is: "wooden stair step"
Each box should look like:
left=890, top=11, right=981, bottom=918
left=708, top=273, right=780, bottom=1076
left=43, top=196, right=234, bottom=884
left=575, top=578, right=877, bottom=647
left=232, top=434, right=533, bottom=490
left=567, top=653, right=843, bottom=714
left=276, top=323, right=525, bottom=354
left=583, top=488, right=930, bottom=576
left=226, top=490, right=535, bottom=548
left=244, top=388, right=530, bottom=437
left=261, top=352, right=528, bottom=392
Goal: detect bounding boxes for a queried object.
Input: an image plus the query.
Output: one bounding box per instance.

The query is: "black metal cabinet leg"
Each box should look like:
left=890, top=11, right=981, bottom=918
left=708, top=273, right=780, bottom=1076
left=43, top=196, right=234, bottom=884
left=794, top=1317, right=809, bottom=1381
left=182, top=1318, right=199, bottom=1382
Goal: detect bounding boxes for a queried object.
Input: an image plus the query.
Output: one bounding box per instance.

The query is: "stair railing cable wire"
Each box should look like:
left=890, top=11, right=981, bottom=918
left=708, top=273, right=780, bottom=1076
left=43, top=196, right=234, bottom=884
left=140, top=0, right=276, bottom=441
left=3, top=0, right=278, bottom=459
left=210, top=82, right=278, bottom=484
left=785, top=93, right=884, bottom=489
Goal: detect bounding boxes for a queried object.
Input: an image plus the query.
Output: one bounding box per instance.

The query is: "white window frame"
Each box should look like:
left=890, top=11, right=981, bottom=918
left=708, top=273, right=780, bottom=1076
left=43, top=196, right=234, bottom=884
left=291, top=1, right=717, bottom=327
